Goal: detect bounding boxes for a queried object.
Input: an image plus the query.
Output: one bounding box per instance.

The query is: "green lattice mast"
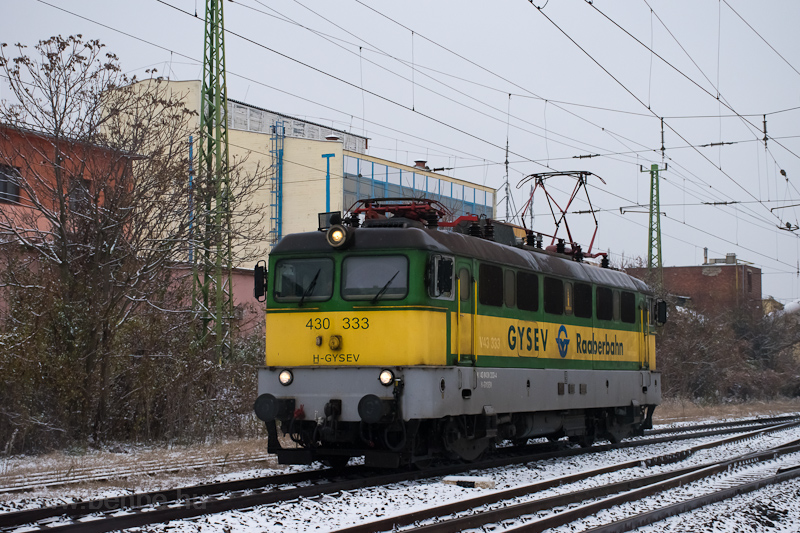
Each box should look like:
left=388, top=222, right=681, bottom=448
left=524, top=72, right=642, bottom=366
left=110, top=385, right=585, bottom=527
left=643, top=162, right=666, bottom=285
left=194, top=0, right=232, bottom=360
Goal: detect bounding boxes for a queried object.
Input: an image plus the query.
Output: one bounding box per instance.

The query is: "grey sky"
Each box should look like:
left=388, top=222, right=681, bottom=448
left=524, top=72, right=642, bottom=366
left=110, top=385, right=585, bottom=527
left=3, top=0, right=800, bottom=301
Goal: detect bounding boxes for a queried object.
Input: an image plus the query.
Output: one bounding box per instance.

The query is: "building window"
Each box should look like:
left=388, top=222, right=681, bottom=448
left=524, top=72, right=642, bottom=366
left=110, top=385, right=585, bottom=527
left=0, top=165, right=21, bottom=203
left=69, top=178, right=91, bottom=212
left=478, top=263, right=503, bottom=307
left=747, top=270, right=753, bottom=293
left=517, top=272, right=539, bottom=312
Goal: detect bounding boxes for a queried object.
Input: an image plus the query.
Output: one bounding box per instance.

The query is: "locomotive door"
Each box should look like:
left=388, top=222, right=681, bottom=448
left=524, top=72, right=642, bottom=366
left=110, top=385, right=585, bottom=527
left=639, top=298, right=651, bottom=369
left=456, top=262, right=475, bottom=364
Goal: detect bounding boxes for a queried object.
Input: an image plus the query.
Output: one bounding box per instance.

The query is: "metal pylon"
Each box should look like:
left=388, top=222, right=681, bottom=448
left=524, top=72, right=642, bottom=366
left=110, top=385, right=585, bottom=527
left=194, top=0, right=232, bottom=361
left=643, top=163, right=666, bottom=282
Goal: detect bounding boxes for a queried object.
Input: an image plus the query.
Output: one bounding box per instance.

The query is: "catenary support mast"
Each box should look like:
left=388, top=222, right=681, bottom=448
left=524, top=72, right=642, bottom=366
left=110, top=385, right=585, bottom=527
left=194, top=0, right=233, bottom=360
left=644, top=163, right=666, bottom=284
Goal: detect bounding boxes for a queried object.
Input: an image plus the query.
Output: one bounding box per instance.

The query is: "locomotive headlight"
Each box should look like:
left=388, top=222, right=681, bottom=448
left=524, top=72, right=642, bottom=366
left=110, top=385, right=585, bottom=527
left=278, top=369, right=294, bottom=386
left=378, top=369, right=394, bottom=386
left=326, top=224, right=350, bottom=248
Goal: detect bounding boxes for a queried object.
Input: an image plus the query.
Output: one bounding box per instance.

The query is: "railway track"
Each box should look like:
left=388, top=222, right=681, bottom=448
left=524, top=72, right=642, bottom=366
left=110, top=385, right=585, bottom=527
left=0, top=414, right=788, bottom=494
left=332, top=421, right=800, bottom=533
left=0, top=451, right=274, bottom=494
left=0, top=415, right=797, bottom=533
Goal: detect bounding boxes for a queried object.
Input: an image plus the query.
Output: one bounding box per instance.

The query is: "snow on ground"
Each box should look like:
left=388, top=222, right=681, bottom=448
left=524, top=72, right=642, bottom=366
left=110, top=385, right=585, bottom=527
left=3, top=410, right=800, bottom=532
left=137, top=425, right=800, bottom=533
left=636, top=479, right=800, bottom=533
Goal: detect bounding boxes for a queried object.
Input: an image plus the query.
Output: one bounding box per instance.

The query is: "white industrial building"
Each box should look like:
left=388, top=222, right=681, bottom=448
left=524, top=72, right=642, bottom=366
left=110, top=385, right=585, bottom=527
left=148, top=80, right=497, bottom=327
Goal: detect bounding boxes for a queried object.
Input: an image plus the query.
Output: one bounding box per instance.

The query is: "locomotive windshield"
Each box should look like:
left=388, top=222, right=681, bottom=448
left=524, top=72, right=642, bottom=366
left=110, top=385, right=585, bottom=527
left=342, top=256, right=408, bottom=301
left=274, top=258, right=334, bottom=302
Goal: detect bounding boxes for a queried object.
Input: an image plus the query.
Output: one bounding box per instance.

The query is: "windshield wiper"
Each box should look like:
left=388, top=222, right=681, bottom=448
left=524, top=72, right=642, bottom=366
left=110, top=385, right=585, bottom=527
left=298, top=269, right=321, bottom=307
left=372, top=270, right=400, bottom=304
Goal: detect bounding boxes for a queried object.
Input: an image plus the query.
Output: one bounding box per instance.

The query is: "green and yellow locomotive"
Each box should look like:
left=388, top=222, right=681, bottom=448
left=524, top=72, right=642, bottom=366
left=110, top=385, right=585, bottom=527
left=253, top=199, right=665, bottom=468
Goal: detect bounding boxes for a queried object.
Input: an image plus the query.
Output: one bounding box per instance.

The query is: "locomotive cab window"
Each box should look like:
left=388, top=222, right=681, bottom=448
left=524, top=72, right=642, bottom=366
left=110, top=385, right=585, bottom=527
left=517, top=272, right=539, bottom=312
left=428, top=255, right=454, bottom=299
left=342, top=255, right=408, bottom=301
left=596, top=287, right=613, bottom=321
left=620, top=291, right=636, bottom=324
left=274, top=258, right=334, bottom=302
left=544, top=277, right=564, bottom=315
left=479, top=264, right=503, bottom=307
left=574, top=283, right=592, bottom=319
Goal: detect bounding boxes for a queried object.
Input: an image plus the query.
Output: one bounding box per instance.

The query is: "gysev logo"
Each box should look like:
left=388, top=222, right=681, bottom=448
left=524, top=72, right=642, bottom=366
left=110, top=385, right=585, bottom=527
left=556, top=325, right=570, bottom=358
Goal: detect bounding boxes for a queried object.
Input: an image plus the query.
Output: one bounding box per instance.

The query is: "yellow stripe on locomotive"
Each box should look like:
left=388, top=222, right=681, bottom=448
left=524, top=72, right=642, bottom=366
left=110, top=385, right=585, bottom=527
left=265, top=308, right=448, bottom=367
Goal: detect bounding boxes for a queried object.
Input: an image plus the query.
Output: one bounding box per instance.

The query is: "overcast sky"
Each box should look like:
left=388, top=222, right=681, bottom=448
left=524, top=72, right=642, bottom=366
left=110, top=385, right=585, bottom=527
left=3, top=0, right=800, bottom=301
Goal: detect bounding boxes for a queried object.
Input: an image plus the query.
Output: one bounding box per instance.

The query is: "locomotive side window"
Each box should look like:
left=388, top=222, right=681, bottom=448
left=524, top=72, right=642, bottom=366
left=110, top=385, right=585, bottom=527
left=274, top=258, right=334, bottom=302
left=574, top=282, right=592, bottom=319
left=596, top=287, right=613, bottom=321
left=620, top=291, right=636, bottom=323
left=564, top=282, right=573, bottom=315
left=479, top=264, right=503, bottom=307
left=613, top=290, right=621, bottom=321
left=428, top=255, right=454, bottom=299
left=544, top=277, right=564, bottom=315
left=342, top=256, right=408, bottom=301
left=517, top=272, right=539, bottom=312
left=504, top=270, right=516, bottom=308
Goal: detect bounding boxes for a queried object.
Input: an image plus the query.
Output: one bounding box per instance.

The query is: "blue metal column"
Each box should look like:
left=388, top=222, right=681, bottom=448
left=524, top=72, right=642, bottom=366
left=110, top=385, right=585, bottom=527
left=322, top=153, right=336, bottom=211
left=269, top=121, right=285, bottom=249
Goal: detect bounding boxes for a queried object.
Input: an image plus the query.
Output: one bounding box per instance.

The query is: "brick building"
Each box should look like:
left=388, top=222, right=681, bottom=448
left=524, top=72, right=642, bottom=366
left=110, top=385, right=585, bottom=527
left=627, top=253, right=762, bottom=318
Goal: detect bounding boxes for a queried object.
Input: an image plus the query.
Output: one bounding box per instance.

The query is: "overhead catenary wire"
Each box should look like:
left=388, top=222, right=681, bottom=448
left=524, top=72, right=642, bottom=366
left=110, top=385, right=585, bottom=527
left=588, top=1, right=800, bottom=177
left=17, top=0, right=800, bottom=286
left=250, top=0, right=800, bottom=227
left=12, top=0, right=785, bottom=235
left=271, top=0, right=800, bottom=237
left=149, top=0, right=575, bottom=176
left=529, top=1, right=793, bottom=235
left=348, top=0, right=793, bottom=231
left=245, top=0, right=652, bottom=172
left=721, top=0, right=800, bottom=79
left=30, top=0, right=528, bottom=175
left=642, top=0, right=799, bottom=202
left=350, top=1, right=754, bottom=227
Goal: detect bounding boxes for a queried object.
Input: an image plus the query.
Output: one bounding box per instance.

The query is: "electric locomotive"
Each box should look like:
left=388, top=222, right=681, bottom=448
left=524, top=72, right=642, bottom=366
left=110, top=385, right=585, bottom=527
left=253, top=198, right=665, bottom=468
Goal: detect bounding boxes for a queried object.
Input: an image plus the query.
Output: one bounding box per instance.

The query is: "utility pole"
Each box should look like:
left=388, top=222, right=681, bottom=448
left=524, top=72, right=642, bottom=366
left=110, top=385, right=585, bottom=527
left=194, top=0, right=233, bottom=361
left=504, top=138, right=510, bottom=222
left=643, top=163, right=667, bottom=284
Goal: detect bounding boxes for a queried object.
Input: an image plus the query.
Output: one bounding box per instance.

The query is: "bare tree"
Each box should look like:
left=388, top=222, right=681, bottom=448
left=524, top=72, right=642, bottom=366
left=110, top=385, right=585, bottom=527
left=0, top=36, right=267, bottom=446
